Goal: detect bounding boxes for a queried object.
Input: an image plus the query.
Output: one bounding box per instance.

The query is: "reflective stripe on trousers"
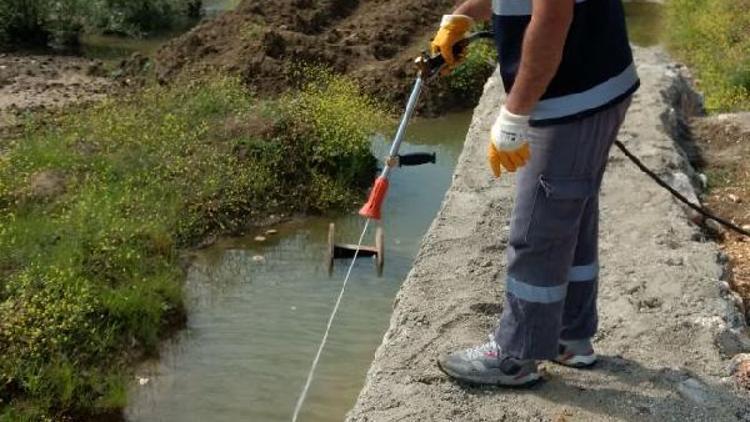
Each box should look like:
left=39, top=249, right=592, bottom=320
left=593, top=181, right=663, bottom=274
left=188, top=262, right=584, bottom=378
left=494, top=97, right=631, bottom=360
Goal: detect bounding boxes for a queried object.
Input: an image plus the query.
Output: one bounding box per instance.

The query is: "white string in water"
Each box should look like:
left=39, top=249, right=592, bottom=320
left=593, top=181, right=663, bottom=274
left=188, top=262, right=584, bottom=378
left=292, top=218, right=372, bottom=422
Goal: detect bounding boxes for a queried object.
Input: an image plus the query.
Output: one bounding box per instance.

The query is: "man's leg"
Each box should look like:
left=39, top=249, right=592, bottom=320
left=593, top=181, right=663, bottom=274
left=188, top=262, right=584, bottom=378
left=439, top=98, right=632, bottom=384
left=497, top=98, right=633, bottom=361
left=554, top=194, right=600, bottom=367
left=556, top=98, right=632, bottom=366
left=494, top=121, right=596, bottom=360
left=438, top=116, right=594, bottom=385
left=561, top=188, right=601, bottom=342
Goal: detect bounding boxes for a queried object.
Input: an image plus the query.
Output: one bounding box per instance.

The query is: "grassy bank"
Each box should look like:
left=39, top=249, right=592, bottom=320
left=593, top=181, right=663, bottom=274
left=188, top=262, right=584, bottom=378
left=666, top=0, right=750, bottom=111
left=0, top=72, right=384, bottom=420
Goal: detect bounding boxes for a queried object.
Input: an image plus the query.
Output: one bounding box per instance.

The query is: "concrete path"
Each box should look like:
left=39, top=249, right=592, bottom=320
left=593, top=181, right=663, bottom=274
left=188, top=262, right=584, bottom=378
left=348, top=47, right=750, bottom=421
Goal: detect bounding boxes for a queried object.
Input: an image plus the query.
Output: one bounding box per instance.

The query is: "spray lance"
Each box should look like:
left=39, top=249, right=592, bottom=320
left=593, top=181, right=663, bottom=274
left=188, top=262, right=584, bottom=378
left=359, top=31, right=495, bottom=220
left=292, top=31, right=494, bottom=422
left=326, top=34, right=493, bottom=276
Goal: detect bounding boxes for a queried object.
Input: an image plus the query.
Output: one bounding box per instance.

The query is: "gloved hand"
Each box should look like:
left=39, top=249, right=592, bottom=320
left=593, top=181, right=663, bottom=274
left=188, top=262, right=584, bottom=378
left=430, top=14, right=474, bottom=75
left=487, top=106, right=532, bottom=177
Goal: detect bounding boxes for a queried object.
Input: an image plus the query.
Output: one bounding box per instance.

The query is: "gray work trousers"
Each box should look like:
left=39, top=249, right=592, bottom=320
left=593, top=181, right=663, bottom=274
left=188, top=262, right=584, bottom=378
left=494, top=98, right=631, bottom=360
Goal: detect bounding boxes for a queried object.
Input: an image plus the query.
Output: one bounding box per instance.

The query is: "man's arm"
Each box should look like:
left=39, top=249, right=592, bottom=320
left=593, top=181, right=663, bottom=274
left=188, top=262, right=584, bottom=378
left=453, top=0, right=492, bottom=23
left=505, top=0, right=574, bottom=115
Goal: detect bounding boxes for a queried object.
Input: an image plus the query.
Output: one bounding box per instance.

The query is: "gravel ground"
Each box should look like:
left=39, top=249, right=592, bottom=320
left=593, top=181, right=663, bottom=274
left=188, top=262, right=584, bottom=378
left=348, top=46, right=750, bottom=421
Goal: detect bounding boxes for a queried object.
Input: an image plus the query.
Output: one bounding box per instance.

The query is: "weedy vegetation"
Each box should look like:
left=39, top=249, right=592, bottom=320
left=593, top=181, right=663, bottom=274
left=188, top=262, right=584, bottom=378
left=0, top=70, right=385, bottom=420
left=447, top=39, right=497, bottom=106
left=666, top=0, right=750, bottom=111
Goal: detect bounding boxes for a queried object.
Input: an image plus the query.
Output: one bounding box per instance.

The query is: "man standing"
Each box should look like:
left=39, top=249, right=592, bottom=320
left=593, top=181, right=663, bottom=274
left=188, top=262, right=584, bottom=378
left=431, top=0, right=639, bottom=386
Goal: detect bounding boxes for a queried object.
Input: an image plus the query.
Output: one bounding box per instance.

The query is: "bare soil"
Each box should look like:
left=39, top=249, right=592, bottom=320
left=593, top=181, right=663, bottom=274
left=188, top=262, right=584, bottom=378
left=0, top=53, right=112, bottom=134
left=693, top=113, right=750, bottom=318
left=154, top=0, right=482, bottom=115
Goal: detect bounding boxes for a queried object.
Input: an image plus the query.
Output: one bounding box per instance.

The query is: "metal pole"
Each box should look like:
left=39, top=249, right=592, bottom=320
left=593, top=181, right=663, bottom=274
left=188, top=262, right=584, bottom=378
left=381, top=75, right=424, bottom=179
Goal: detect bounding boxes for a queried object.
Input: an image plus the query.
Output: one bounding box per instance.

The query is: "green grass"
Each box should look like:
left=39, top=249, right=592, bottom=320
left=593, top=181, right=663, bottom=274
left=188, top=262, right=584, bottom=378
left=704, top=166, right=737, bottom=191
left=666, top=0, right=750, bottom=112
left=0, top=71, right=385, bottom=419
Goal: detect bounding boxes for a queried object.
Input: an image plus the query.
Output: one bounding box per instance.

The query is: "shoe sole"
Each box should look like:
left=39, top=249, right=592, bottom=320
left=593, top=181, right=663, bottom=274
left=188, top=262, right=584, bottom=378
left=553, top=354, right=597, bottom=368
left=437, top=361, right=542, bottom=387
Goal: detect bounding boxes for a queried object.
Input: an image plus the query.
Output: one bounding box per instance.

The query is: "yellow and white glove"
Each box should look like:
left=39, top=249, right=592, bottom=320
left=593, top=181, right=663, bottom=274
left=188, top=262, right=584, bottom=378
left=430, top=14, right=474, bottom=75
left=488, top=106, right=532, bottom=177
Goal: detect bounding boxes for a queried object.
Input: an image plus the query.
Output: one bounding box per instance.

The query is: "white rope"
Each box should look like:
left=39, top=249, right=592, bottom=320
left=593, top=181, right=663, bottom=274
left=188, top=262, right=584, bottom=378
left=292, top=218, right=372, bottom=422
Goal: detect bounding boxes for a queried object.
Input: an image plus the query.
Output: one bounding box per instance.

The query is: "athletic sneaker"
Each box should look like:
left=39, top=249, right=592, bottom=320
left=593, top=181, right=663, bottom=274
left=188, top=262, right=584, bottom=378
left=438, top=336, right=541, bottom=386
left=554, top=338, right=597, bottom=368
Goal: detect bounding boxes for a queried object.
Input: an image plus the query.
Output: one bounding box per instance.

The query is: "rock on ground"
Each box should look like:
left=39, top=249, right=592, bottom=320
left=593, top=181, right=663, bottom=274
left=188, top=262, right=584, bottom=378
left=348, top=46, right=750, bottom=421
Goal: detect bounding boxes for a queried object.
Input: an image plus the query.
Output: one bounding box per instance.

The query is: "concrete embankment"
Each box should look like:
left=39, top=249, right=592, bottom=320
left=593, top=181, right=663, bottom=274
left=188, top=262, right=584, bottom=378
left=348, top=46, right=750, bottom=421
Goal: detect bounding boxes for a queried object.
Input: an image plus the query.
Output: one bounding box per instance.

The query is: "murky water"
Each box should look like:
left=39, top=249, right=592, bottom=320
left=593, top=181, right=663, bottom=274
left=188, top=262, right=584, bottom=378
left=125, top=112, right=473, bottom=422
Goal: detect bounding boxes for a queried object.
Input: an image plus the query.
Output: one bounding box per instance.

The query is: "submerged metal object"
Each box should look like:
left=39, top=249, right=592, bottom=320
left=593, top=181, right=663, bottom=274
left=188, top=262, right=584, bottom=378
left=327, top=223, right=384, bottom=276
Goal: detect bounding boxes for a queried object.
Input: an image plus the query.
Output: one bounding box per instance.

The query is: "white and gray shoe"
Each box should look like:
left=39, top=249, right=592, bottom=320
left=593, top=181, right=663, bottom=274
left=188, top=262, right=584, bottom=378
left=438, top=336, right=541, bottom=387
left=554, top=338, right=597, bottom=368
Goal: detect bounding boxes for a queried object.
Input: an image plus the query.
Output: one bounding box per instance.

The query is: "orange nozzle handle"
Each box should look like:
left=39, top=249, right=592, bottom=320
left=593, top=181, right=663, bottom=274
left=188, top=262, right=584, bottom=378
left=359, top=176, right=389, bottom=220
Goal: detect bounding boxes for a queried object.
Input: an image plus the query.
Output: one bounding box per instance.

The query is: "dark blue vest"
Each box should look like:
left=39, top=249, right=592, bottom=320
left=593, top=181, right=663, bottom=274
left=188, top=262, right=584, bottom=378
left=492, top=0, right=640, bottom=126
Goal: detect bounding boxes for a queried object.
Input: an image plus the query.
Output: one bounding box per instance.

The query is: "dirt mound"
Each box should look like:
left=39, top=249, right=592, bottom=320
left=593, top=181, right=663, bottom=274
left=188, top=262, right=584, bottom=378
left=154, top=0, right=480, bottom=115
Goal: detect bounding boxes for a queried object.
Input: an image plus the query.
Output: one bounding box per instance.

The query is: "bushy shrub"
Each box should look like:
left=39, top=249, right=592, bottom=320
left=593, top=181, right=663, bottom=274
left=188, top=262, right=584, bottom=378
left=271, top=68, right=385, bottom=210
left=666, top=0, right=750, bottom=111
left=0, top=0, right=60, bottom=47
left=0, top=0, right=194, bottom=48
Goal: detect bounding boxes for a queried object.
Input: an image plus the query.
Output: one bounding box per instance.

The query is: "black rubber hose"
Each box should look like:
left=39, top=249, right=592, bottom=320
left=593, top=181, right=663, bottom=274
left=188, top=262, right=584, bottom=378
left=614, top=140, right=750, bottom=237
